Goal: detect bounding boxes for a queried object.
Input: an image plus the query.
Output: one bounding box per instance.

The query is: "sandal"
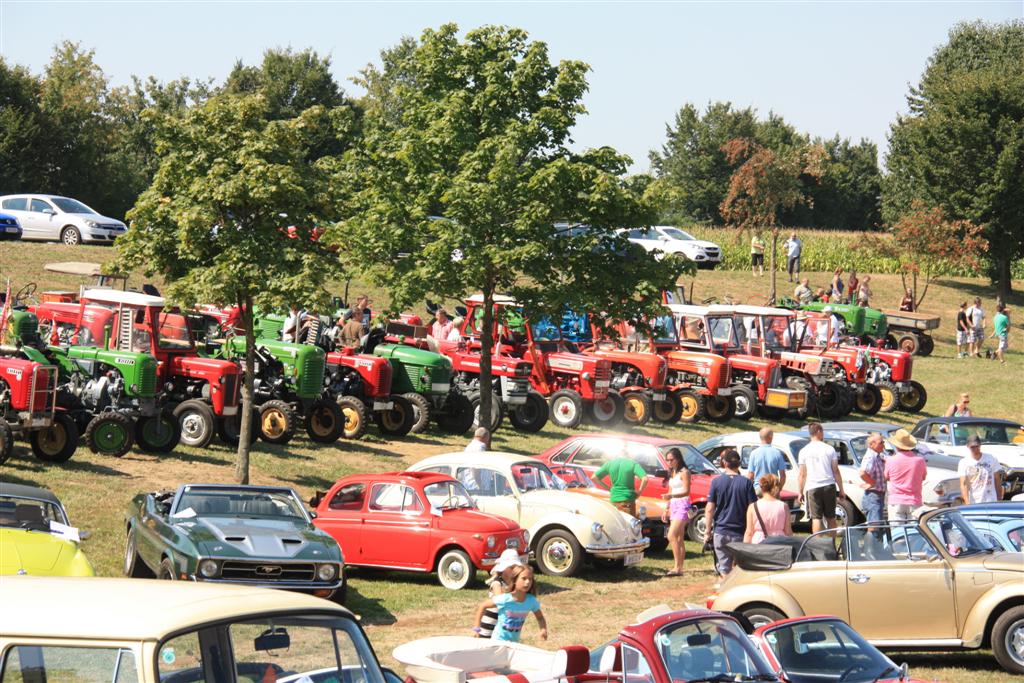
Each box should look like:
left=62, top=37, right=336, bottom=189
left=664, top=569, right=683, bottom=577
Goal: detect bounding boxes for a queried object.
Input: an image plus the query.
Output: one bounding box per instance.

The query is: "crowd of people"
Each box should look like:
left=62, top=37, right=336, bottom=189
left=956, top=298, right=1011, bottom=363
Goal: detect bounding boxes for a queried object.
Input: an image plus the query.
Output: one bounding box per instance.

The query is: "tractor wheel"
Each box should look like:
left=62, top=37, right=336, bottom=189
left=855, top=384, right=883, bottom=416
left=898, top=380, right=928, bottom=413
left=375, top=394, right=416, bottom=436
left=337, top=396, right=369, bottom=440
left=621, top=391, right=652, bottom=426
left=85, top=413, right=134, bottom=457
left=677, top=389, right=705, bottom=424
left=306, top=400, right=344, bottom=443
left=837, top=384, right=856, bottom=417
left=548, top=389, right=585, bottom=429
left=897, top=333, right=919, bottom=355
left=918, top=334, right=935, bottom=356
left=875, top=381, right=899, bottom=413
left=435, top=392, right=475, bottom=435
left=174, top=399, right=216, bottom=448
left=588, top=391, right=625, bottom=427
left=134, top=410, right=181, bottom=453
left=0, top=418, right=13, bottom=465
left=217, top=410, right=259, bottom=446
left=258, top=400, right=296, bottom=445
left=652, top=392, right=683, bottom=425
left=815, top=383, right=845, bottom=419
left=704, top=395, right=735, bottom=423
left=730, top=386, right=758, bottom=421
left=403, top=393, right=432, bottom=434
left=30, top=412, right=79, bottom=463
left=508, top=391, right=548, bottom=433
left=469, top=391, right=504, bottom=433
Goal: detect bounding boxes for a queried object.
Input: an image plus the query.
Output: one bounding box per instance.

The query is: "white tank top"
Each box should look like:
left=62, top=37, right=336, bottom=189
left=669, top=473, right=686, bottom=496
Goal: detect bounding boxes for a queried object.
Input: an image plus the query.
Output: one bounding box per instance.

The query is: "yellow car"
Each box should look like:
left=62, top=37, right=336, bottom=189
left=707, top=507, right=1024, bottom=674
left=0, top=483, right=94, bottom=576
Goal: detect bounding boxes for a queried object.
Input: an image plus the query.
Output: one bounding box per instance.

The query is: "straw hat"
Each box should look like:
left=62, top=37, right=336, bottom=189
left=888, top=428, right=918, bottom=451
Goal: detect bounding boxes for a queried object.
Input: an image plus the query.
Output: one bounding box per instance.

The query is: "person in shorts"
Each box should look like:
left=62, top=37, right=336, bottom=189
left=955, top=302, right=970, bottom=358
left=796, top=423, right=845, bottom=534
left=702, top=449, right=756, bottom=578
left=750, top=233, right=765, bottom=277
left=967, top=297, right=985, bottom=357
left=992, top=303, right=1009, bottom=364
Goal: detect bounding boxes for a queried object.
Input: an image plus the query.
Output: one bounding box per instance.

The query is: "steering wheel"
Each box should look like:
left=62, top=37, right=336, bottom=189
left=701, top=296, right=720, bottom=305
left=14, top=282, right=37, bottom=304
left=837, top=662, right=872, bottom=682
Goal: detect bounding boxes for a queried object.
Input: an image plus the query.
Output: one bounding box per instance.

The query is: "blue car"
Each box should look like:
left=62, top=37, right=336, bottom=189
left=959, top=502, right=1024, bottom=552
left=0, top=212, right=21, bottom=240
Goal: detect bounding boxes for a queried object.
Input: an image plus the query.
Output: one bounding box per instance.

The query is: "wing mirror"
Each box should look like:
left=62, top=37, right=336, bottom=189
left=899, top=663, right=909, bottom=681
left=42, top=208, right=56, bottom=216
left=79, top=530, right=92, bottom=541
left=254, top=627, right=290, bottom=652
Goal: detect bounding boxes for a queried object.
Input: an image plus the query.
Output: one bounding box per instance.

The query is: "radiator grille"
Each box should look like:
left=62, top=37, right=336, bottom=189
left=219, top=561, right=316, bottom=582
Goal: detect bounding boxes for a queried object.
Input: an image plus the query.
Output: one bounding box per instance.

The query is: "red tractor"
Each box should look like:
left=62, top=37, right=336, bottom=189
left=0, top=356, right=77, bottom=464
left=322, top=346, right=416, bottom=439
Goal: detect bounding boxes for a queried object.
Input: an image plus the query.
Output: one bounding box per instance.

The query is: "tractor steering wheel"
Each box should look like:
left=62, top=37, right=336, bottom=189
left=14, top=282, right=37, bottom=305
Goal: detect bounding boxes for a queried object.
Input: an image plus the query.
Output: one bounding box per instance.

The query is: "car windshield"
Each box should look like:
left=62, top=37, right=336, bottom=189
left=651, top=314, right=678, bottom=344
left=423, top=480, right=476, bottom=510
left=50, top=197, right=96, bottom=214
left=510, top=462, right=565, bottom=493
left=0, top=495, right=69, bottom=530
left=551, top=464, right=596, bottom=489
left=924, top=509, right=995, bottom=557
left=657, top=617, right=775, bottom=680
left=659, top=445, right=720, bottom=475
left=660, top=227, right=695, bottom=241
left=951, top=422, right=1024, bottom=445
left=704, top=315, right=740, bottom=349
left=848, top=436, right=869, bottom=464
left=762, top=619, right=895, bottom=683
left=174, top=488, right=307, bottom=519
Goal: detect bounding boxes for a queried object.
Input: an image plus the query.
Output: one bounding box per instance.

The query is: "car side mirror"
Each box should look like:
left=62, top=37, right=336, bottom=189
left=42, top=208, right=55, bottom=216
left=899, top=663, right=909, bottom=681
left=308, top=511, right=317, bottom=519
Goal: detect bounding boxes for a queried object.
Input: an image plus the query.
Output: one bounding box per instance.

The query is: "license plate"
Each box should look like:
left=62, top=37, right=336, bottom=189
left=623, top=551, right=643, bottom=567
left=431, top=382, right=450, bottom=393
left=372, top=401, right=394, bottom=411
left=222, top=406, right=238, bottom=416
left=652, top=392, right=666, bottom=402
left=5, top=227, right=17, bottom=234
left=596, top=380, right=610, bottom=388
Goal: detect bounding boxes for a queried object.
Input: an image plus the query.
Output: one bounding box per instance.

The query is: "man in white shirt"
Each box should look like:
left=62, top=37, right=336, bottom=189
left=464, top=427, right=490, bottom=453
left=783, top=232, right=802, bottom=282
left=966, top=297, right=985, bottom=357
left=796, top=423, right=846, bottom=533
left=958, top=435, right=1004, bottom=503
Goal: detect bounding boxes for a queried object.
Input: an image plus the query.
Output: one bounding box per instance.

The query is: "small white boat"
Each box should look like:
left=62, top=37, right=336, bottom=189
left=393, top=636, right=589, bottom=683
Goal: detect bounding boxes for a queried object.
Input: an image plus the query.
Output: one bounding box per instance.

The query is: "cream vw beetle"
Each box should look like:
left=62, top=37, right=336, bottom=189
left=409, top=452, right=648, bottom=577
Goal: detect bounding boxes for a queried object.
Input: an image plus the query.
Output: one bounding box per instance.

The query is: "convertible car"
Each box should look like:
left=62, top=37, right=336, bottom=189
left=124, top=484, right=345, bottom=601
left=0, top=483, right=94, bottom=577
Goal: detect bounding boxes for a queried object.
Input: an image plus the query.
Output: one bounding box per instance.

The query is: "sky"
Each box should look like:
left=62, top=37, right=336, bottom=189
left=1, top=1, right=1021, bottom=173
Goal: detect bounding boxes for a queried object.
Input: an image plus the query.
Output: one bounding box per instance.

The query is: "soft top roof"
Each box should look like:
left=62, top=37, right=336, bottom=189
left=0, top=483, right=61, bottom=506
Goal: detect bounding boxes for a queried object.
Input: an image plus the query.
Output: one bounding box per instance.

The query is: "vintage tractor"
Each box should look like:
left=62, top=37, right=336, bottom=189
left=800, top=301, right=939, bottom=357
left=799, top=301, right=888, bottom=345
left=0, top=354, right=77, bottom=464
left=322, top=345, right=416, bottom=439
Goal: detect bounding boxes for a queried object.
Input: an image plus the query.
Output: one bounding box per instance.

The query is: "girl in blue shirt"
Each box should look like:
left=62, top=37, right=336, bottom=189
left=474, top=566, right=547, bottom=642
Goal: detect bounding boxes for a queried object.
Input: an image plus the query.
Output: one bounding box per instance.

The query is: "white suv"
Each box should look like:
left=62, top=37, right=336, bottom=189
left=0, top=194, right=126, bottom=245
left=618, top=225, right=722, bottom=268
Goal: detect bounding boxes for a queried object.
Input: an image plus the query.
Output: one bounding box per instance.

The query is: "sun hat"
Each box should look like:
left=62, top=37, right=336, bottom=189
left=492, top=548, right=525, bottom=573
left=887, top=428, right=918, bottom=451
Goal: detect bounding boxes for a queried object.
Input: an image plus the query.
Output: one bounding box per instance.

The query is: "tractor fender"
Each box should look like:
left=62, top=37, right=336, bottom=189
left=711, top=578, right=804, bottom=619
left=960, top=581, right=1024, bottom=648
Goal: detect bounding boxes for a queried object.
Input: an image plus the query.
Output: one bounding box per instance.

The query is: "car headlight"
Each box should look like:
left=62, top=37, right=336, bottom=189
left=638, top=504, right=647, bottom=520
left=317, top=564, right=337, bottom=581
left=198, top=559, right=219, bottom=578
left=591, top=522, right=604, bottom=538
left=486, top=535, right=496, bottom=549
left=630, top=517, right=643, bottom=534
left=522, top=529, right=530, bottom=545
left=85, top=220, right=98, bottom=228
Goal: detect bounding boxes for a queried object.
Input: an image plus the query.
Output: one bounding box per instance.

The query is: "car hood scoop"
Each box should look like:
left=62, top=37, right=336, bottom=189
left=192, top=517, right=311, bottom=557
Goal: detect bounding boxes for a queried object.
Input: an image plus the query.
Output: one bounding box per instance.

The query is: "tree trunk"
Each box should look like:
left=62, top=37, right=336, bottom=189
left=478, top=284, right=495, bottom=439
left=768, top=227, right=779, bottom=304
left=234, top=293, right=255, bottom=484
left=997, top=254, right=1012, bottom=300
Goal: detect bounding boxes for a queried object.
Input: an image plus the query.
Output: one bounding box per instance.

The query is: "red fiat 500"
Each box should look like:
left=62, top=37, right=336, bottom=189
left=311, top=471, right=528, bottom=590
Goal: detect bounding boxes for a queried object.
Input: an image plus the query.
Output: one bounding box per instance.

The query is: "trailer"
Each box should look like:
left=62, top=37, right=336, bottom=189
left=882, top=310, right=940, bottom=356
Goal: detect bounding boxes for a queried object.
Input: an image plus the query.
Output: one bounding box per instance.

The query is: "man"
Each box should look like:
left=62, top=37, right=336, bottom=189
left=884, top=429, right=927, bottom=523
left=339, top=309, right=365, bottom=348
left=955, top=302, right=970, bottom=358
left=793, top=278, right=813, bottom=304
left=958, top=435, right=1003, bottom=504
left=966, top=297, right=985, bottom=357
left=703, top=450, right=757, bottom=578
left=746, top=428, right=787, bottom=493
left=282, top=305, right=304, bottom=343
left=750, top=233, right=765, bottom=277
left=465, top=427, right=490, bottom=453
left=355, top=295, right=372, bottom=334
left=594, top=452, right=648, bottom=518
left=431, top=308, right=454, bottom=341
left=817, top=306, right=842, bottom=346
left=858, top=433, right=887, bottom=526
left=796, top=423, right=845, bottom=534
left=783, top=231, right=802, bottom=282
left=992, top=303, right=1009, bottom=365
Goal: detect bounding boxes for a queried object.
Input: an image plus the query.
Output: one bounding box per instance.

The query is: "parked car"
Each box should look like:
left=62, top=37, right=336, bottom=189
left=0, top=211, right=21, bottom=240
left=0, top=483, right=93, bottom=577
left=911, top=417, right=1024, bottom=498
left=821, top=420, right=963, bottom=470
left=124, top=484, right=345, bottom=601
left=310, top=471, right=528, bottom=590
left=707, top=508, right=1024, bottom=674
left=408, top=451, right=648, bottom=577
left=958, top=502, right=1024, bottom=552
left=0, top=194, right=126, bottom=245
left=618, top=225, right=722, bottom=268
left=0, top=577, right=400, bottom=683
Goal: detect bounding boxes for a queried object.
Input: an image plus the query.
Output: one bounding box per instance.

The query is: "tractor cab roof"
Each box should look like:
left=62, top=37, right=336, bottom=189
left=81, top=288, right=166, bottom=308
left=732, top=305, right=795, bottom=317
left=464, top=293, right=520, bottom=306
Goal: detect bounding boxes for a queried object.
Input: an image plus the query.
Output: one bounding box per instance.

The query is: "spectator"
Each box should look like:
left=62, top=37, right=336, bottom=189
left=282, top=305, right=303, bottom=343
left=992, top=303, right=1009, bottom=365
left=448, top=316, right=465, bottom=342
left=899, top=288, right=915, bottom=312
left=956, top=302, right=970, bottom=358
left=815, top=288, right=830, bottom=303
left=474, top=565, right=547, bottom=643
left=796, top=423, right=845, bottom=534
left=355, top=295, right=372, bottom=333
left=830, top=268, right=845, bottom=302
left=660, top=448, right=691, bottom=577
left=339, top=309, right=365, bottom=348
left=478, top=549, right=525, bottom=638
left=743, top=474, right=792, bottom=544
left=746, top=428, right=788, bottom=493
left=702, top=449, right=757, bottom=578
left=858, top=433, right=887, bottom=527
left=966, top=297, right=985, bottom=357
left=750, top=233, right=765, bottom=277
left=783, top=232, right=802, bottom=282
left=958, top=435, right=1004, bottom=504
left=884, top=429, right=927, bottom=523
left=818, top=306, right=842, bottom=346
left=431, top=308, right=454, bottom=341
left=847, top=270, right=859, bottom=302
left=793, top=278, right=813, bottom=305
left=856, top=276, right=872, bottom=307
left=944, top=392, right=972, bottom=417
left=465, top=427, right=490, bottom=452
left=594, top=452, right=648, bottom=517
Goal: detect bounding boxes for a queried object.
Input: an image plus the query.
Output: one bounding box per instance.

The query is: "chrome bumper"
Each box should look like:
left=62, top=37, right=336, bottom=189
left=584, top=539, right=650, bottom=559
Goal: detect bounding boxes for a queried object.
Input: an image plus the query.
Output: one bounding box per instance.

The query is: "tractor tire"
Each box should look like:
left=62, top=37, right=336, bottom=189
left=0, top=418, right=13, bottom=465
left=588, top=391, right=625, bottom=427
left=918, top=334, right=935, bottom=356
left=677, top=389, right=706, bottom=424
left=652, top=392, right=683, bottom=425
left=376, top=394, right=416, bottom=436
left=704, top=395, right=735, bottom=423
left=85, top=412, right=134, bottom=457
left=898, top=380, right=928, bottom=413
left=508, top=391, right=548, bottom=433
left=883, top=333, right=898, bottom=350
left=258, top=400, right=296, bottom=445
left=621, top=391, right=653, bottom=426
left=217, top=409, right=259, bottom=446
left=855, top=384, right=883, bottom=416
left=30, top=412, right=79, bottom=463
left=134, top=410, right=181, bottom=453
left=403, top=393, right=432, bottom=434
left=875, top=381, right=899, bottom=413
left=815, top=383, right=845, bottom=420
left=174, top=399, right=216, bottom=448
left=730, top=386, right=758, bottom=421
left=469, top=391, right=504, bottom=433
left=897, top=333, right=919, bottom=355
left=548, top=390, right=585, bottom=429
left=837, top=384, right=856, bottom=417
left=337, top=396, right=369, bottom=440
left=306, top=400, right=345, bottom=443
left=435, top=392, right=475, bottom=435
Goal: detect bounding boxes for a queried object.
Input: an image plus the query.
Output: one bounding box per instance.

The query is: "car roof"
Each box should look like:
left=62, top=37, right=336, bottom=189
left=958, top=502, right=1024, bottom=516
left=555, top=432, right=694, bottom=447
left=916, top=417, right=1022, bottom=428
left=708, top=431, right=805, bottom=445
left=414, top=451, right=544, bottom=468
left=821, top=421, right=901, bottom=433
left=619, top=609, right=739, bottom=641
left=0, top=577, right=351, bottom=641
left=82, top=288, right=165, bottom=307
left=340, top=471, right=455, bottom=486
left=0, top=483, right=61, bottom=506
left=177, top=484, right=299, bottom=495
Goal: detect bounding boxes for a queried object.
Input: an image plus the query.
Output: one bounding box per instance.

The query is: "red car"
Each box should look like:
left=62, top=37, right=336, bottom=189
left=310, top=471, right=528, bottom=590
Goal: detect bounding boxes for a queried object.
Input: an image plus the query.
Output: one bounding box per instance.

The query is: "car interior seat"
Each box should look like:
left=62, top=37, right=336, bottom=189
left=14, top=504, right=46, bottom=527
left=0, top=501, right=18, bottom=525
left=199, top=497, right=231, bottom=514
left=243, top=496, right=276, bottom=516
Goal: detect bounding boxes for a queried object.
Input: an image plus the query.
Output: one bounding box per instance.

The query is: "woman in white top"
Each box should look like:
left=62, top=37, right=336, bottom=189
left=661, top=448, right=691, bottom=577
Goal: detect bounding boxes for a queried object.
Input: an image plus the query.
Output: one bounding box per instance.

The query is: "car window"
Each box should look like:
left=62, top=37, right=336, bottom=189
left=456, top=467, right=513, bottom=497
left=0, top=496, right=68, bottom=529
left=1, top=645, right=138, bottom=683
left=176, top=489, right=306, bottom=518
left=1006, top=525, right=1024, bottom=552
left=29, top=198, right=53, bottom=213
left=661, top=445, right=720, bottom=475
left=678, top=315, right=707, bottom=343
left=157, top=631, right=205, bottom=681
left=625, top=444, right=662, bottom=474
left=926, top=424, right=951, bottom=444
left=419, top=466, right=450, bottom=475
left=656, top=618, right=774, bottom=680
left=763, top=619, right=893, bottom=683
left=787, top=439, right=810, bottom=459
left=329, top=483, right=366, bottom=511
left=1, top=198, right=27, bottom=211
left=621, top=644, right=653, bottom=683
left=706, top=317, right=737, bottom=347
left=573, top=443, right=609, bottom=467
left=549, top=441, right=580, bottom=464
left=828, top=440, right=855, bottom=467
left=50, top=197, right=95, bottom=214
left=423, top=481, right=474, bottom=509
left=627, top=228, right=646, bottom=240
left=368, top=484, right=422, bottom=513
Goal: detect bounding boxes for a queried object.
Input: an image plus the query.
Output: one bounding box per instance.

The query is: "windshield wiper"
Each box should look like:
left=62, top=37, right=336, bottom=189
left=688, top=674, right=777, bottom=682
left=873, top=665, right=899, bottom=682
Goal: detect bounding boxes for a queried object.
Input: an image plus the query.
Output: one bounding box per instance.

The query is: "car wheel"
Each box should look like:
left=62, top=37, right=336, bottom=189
left=337, top=396, right=369, bottom=439
left=588, top=391, right=624, bottom=426
left=548, top=389, right=584, bottom=429
left=535, top=529, right=584, bottom=577
left=157, top=557, right=177, bottom=580
left=742, top=605, right=786, bottom=630
left=875, top=381, right=899, bottom=413
left=174, top=399, right=216, bottom=448
left=686, top=508, right=707, bottom=543
left=29, top=412, right=79, bottom=463
left=61, top=226, right=82, bottom=246
left=621, top=391, right=652, bottom=426
left=508, top=391, right=548, bottom=433
left=897, top=380, right=928, bottom=413
left=730, top=386, right=757, bottom=421
left=651, top=392, right=683, bottom=425
left=124, top=528, right=154, bottom=578
left=677, top=390, right=705, bottom=424
left=258, top=399, right=296, bottom=444
left=306, top=399, right=344, bottom=443
left=437, top=549, right=477, bottom=590
left=835, top=498, right=861, bottom=528
left=134, top=410, right=180, bottom=453
left=402, top=392, right=432, bottom=434
left=992, top=605, right=1024, bottom=674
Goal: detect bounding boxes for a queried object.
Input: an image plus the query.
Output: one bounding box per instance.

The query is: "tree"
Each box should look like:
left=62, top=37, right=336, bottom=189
left=884, top=20, right=1024, bottom=298
left=719, top=139, right=825, bottom=302
left=341, top=24, right=686, bottom=424
left=118, top=94, right=356, bottom=483
left=785, top=136, right=882, bottom=230
left=0, top=59, right=46, bottom=193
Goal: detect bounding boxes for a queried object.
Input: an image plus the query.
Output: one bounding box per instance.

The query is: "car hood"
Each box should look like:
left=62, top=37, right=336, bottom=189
left=982, top=552, right=1024, bottom=572
left=435, top=508, right=521, bottom=533
left=0, top=529, right=78, bottom=575
left=520, top=490, right=637, bottom=539
left=63, top=212, right=124, bottom=225
left=178, top=517, right=338, bottom=560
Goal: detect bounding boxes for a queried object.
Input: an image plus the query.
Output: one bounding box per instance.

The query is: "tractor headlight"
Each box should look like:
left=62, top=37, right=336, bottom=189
left=317, top=564, right=338, bottom=581
left=486, top=535, right=496, bottom=549
left=582, top=372, right=591, bottom=381
left=198, top=559, right=219, bottom=578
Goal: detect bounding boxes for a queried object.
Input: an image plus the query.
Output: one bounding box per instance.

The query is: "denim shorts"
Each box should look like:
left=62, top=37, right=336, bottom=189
left=861, top=490, right=884, bottom=524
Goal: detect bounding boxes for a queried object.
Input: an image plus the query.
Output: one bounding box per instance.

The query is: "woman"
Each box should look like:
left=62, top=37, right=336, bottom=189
left=899, top=289, right=915, bottom=312
left=830, top=268, right=845, bottom=302
left=743, top=474, right=792, bottom=544
left=847, top=270, right=859, bottom=302
left=660, top=447, right=691, bottom=576
left=856, top=275, right=872, bottom=307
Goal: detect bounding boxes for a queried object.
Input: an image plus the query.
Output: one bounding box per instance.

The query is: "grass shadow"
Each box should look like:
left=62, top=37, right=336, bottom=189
left=889, top=650, right=1003, bottom=673
left=344, top=584, right=397, bottom=626
left=285, top=473, right=337, bottom=491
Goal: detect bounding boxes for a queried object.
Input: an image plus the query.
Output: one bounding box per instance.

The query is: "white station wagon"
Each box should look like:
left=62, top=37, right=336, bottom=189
left=617, top=226, right=722, bottom=268
left=0, top=194, right=127, bottom=245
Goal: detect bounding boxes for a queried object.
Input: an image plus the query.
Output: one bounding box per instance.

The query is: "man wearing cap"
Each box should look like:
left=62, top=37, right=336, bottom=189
left=958, top=435, right=1004, bottom=504
left=884, top=429, right=927, bottom=522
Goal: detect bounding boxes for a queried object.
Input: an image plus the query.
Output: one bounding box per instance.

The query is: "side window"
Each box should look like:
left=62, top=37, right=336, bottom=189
left=829, top=441, right=853, bottom=467
left=739, top=446, right=758, bottom=469
left=573, top=444, right=609, bottom=467
left=1006, top=525, right=1024, bottom=552
left=329, top=483, right=366, bottom=511
left=1, top=197, right=27, bottom=210
left=928, top=425, right=951, bottom=445
left=368, top=484, right=422, bottom=513
left=625, top=444, right=661, bottom=475
left=29, top=198, right=52, bottom=213
left=157, top=632, right=205, bottom=681
left=456, top=468, right=512, bottom=497
left=627, top=228, right=645, bottom=240
left=2, top=646, right=138, bottom=683
left=549, top=441, right=579, bottom=464
left=621, top=644, right=654, bottom=683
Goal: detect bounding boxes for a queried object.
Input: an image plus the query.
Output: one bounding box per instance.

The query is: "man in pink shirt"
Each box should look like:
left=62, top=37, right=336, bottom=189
left=884, top=429, right=927, bottom=523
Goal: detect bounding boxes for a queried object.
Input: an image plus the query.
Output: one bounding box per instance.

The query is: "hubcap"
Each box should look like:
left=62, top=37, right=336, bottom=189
left=734, top=394, right=751, bottom=416
left=681, top=397, right=698, bottom=417
left=901, top=390, right=921, bottom=407
left=342, top=407, right=361, bottom=431
left=543, top=539, right=574, bottom=573
left=748, top=613, right=775, bottom=629
left=262, top=410, right=287, bottom=437
left=125, top=536, right=134, bottom=573
left=593, top=400, right=614, bottom=420
left=1008, top=618, right=1024, bottom=666
left=625, top=397, right=645, bottom=421
left=40, top=425, right=67, bottom=454
left=880, top=389, right=895, bottom=410
left=311, top=409, right=335, bottom=436
left=144, top=418, right=174, bottom=446
left=96, top=421, right=127, bottom=449
left=441, top=557, right=466, bottom=583
left=706, top=398, right=727, bottom=417
left=554, top=398, right=577, bottom=423
left=181, top=413, right=206, bottom=440
left=382, top=407, right=405, bottom=430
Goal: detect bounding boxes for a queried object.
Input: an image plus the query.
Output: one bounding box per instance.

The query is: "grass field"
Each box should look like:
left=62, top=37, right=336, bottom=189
left=1, top=242, right=1022, bottom=682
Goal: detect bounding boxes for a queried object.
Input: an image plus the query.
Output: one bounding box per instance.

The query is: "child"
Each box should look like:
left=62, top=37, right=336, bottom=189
left=477, top=549, right=523, bottom=638
left=474, top=565, right=547, bottom=643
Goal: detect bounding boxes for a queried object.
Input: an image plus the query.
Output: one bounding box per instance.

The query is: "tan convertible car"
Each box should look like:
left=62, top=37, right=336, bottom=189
left=707, top=507, right=1024, bottom=674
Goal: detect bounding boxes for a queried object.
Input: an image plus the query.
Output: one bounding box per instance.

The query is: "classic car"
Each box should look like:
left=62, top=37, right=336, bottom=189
left=124, top=484, right=345, bottom=601
left=0, top=577, right=402, bottom=683
left=959, top=502, right=1024, bottom=552
left=751, top=616, right=927, bottom=683
left=911, top=417, right=1024, bottom=497
left=0, top=483, right=94, bottom=577
left=310, top=471, right=528, bottom=590
left=408, top=452, right=648, bottom=577
left=707, top=508, right=1024, bottom=674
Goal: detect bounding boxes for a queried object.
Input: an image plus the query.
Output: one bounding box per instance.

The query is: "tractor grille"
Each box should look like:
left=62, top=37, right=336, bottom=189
left=717, top=363, right=730, bottom=388
left=223, top=373, right=240, bottom=406
left=367, top=360, right=392, bottom=398
left=220, top=561, right=316, bottom=582
left=138, top=356, right=158, bottom=396
left=297, top=354, right=325, bottom=397
left=594, top=363, right=611, bottom=382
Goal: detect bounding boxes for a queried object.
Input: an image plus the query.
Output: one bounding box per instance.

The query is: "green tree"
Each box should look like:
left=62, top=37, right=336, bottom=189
left=786, top=136, right=882, bottom=230
left=118, top=94, right=356, bottom=483
left=341, top=24, right=686, bottom=423
left=0, top=59, right=47, bottom=192
left=884, top=20, right=1024, bottom=297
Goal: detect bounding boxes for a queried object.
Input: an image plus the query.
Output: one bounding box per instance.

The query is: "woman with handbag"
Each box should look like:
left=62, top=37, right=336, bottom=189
left=743, top=474, right=792, bottom=544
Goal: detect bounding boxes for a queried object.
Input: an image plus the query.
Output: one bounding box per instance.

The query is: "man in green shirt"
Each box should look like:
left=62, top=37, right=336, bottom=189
left=992, top=303, right=1010, bottom=364
left=594, top=456, right=648, bottom=517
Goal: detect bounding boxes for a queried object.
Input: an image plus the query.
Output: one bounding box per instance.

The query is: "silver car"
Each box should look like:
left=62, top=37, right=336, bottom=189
left=0, top=194, right=126, bottom=245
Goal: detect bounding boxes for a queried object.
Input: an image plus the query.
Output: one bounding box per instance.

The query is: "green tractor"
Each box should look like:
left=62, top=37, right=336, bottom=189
left=799, top=302, right=889, bottom=343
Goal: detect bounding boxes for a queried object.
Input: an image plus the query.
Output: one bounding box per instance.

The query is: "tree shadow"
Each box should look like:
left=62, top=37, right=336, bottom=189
left=5, top=452, right=132, bottom=478
left=888, top=649, right=1003, bottom=673
left=938, top=278, right=1024, bottom=307
left=158, top=448, right=234, bottom=467
left=343, top=584, right=397, bottom=626
left=285, top=474, right=337, bottom=492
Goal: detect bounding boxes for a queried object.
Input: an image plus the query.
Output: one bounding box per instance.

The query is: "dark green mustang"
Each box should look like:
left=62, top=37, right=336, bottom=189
left=124, top=484, right=345, bottom=601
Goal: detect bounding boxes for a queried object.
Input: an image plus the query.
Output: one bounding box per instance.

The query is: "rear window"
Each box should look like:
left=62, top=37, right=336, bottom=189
left=1, top=645, right=138, bottom=683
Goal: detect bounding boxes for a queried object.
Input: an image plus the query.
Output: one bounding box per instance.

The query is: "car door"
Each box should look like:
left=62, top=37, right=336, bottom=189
left=315, top=483, right=367, bottom=564
left=24, top=197, right=59, bottom=240
left=360, top=483, right=430, bottom=567
left=768, top=530, right=850, bottom=623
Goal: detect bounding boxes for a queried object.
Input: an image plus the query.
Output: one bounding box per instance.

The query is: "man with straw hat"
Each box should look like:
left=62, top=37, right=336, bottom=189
left=884, top=429, right=927, bottom=523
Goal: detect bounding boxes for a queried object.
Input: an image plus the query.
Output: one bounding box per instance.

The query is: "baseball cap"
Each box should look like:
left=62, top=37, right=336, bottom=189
left=966, top=435, right=982, bottom=447
left=492, top=548, right=525, bottom=573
